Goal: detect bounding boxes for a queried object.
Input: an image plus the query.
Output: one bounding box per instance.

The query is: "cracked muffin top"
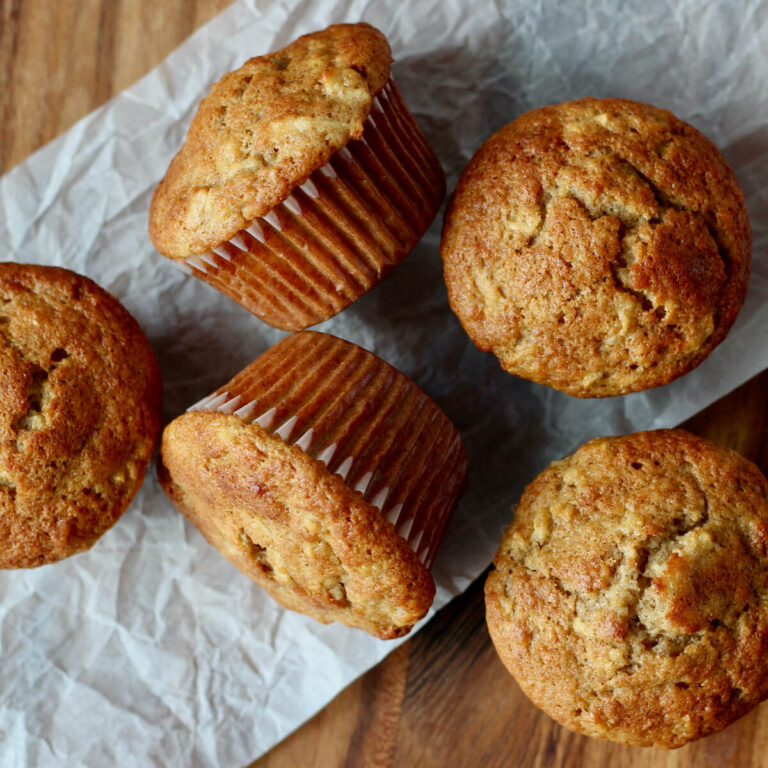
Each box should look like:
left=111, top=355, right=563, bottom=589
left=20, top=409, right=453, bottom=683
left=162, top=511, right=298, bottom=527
left=0, top=264, right=163, bottom=568
left=158, top=330, right=465, bottom=639
left=485, top=429, right=768, bottom=748
left=442, top=98, right=751, bottom=397
left=149, top=23, right=392, bottom=259
left=159, top=413, right=436, bottom=640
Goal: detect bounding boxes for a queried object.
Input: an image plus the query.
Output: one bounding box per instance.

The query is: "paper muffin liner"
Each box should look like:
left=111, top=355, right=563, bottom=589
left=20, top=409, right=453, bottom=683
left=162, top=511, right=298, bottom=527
left=188, top=332, right=466, bottom=568
left=173, top=78, right=445, bottom=331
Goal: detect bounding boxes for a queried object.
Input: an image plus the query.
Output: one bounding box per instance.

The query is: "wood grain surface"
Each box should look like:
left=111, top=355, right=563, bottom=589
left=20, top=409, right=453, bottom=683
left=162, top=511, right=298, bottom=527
left=2, top=2, right=767, bottom=766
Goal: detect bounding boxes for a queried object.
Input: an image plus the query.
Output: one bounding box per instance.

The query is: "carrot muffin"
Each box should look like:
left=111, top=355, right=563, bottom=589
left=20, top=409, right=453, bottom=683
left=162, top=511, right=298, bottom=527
left=150, top=23, right=445, bottom=331
left=485, top=429, right=768, bottom=748
left=442, top=98, right=751, bottom=397
left=159, top=331, right=467, bottom=638
left=0, top=263, right=163, bottom=568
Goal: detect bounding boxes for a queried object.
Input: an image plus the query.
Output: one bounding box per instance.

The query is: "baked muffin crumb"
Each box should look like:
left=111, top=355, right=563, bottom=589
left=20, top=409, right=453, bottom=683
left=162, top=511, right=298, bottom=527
left=0, top=263, right=162, bottom=568
left=485, top=429, right=768, bottom=747
left=442, top=98, right=751, bottom=396
left=160, top=412, right=436, bottom=639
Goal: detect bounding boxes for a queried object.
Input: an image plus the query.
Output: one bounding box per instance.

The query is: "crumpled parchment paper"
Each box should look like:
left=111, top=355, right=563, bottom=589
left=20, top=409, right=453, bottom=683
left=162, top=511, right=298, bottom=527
left=1, top=0, right=767, bottom=765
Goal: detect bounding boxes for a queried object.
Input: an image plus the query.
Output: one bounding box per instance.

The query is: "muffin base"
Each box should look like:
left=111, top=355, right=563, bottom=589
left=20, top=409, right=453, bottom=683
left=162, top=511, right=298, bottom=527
left=161, top=332, right=466, bottom=637
left=175, top=78, right=445, bottom=330
left=485, top=429, right=768, bottom=747
left=0, top=264, right=162, bottom=568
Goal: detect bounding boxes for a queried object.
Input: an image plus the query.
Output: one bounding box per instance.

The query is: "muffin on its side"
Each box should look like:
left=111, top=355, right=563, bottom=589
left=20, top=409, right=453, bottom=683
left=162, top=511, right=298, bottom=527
left=442, top=98, right=751, bottom=397
left=159, top=331, right=467, bottom=638
left=150, top=23, right=445, bottom=331
left=0, top=263, right=163, bottom=568
left=485, top=429, right=768, bottom=748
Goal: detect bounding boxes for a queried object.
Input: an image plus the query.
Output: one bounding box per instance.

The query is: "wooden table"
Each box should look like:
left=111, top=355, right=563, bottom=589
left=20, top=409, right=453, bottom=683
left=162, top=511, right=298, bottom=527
left=3, top=2, right=766, bottom=765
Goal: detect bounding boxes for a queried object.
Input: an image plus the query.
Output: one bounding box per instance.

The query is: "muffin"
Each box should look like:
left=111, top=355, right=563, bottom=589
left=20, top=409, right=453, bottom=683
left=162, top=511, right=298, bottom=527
left=0, top=263, right=163, bottom=568
left=158, top=331, right=467, bottom=638
left=149, top=23, right=445, bottom=331
left=442, top=98, right=751, bottom=397
left=485, top=429, right=768, bottom=748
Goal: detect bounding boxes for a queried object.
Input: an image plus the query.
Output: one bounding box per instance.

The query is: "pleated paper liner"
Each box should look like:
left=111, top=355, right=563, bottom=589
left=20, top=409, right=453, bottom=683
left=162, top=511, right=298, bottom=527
left=173, top=78, right=446, bottom=331
left=188, top=332, right=467, bottom=568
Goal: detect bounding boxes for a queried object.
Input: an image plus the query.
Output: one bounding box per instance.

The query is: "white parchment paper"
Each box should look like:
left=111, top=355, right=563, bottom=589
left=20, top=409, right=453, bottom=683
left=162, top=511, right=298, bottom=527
left=1, top=0, right=767, bottom=765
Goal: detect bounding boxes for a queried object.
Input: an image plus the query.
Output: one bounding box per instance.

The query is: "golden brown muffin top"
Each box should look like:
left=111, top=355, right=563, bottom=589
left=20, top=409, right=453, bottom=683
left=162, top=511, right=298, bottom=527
left=159, top=412, right=435, bottom=639
left=442, top=98, right=751, bottom=397
left=149, top=23, right=392, bottom=259
left=485, top=429, right=768, bottom=748
left=0, top=264, right=163, bottom=568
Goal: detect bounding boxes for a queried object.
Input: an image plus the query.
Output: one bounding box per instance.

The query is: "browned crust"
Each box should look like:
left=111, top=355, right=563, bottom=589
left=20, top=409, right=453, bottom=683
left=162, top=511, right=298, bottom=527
left=442, top=98, right=752, bottom=397
left=159, top=412, right=436, bottom=639
left=149, top=23, right=392, bottom=259
left=485, top=429, right=768, bottom=748
left=0, top=263, right=163, bottom=568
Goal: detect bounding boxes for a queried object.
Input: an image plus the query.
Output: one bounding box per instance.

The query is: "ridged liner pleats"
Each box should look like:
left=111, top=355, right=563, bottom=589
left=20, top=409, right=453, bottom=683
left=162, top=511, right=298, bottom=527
left=188, top=332, right=467, bottom=569
left=175, top=78, right=446, bottom=331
